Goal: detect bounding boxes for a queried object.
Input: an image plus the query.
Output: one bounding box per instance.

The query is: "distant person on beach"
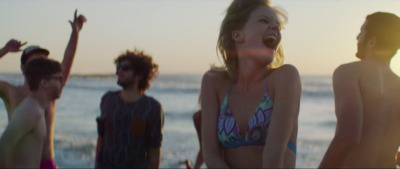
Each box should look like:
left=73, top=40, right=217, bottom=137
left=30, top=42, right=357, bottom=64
left=319, top=12, right=400, bottom=168
left=0, top=58, right=64, bottom=168
left=192, top=110, right=203, bottom=169
left=0, top=10, right=86, bottom=169
left=200, top=0, right=301, bottom=168
left=183, top=105, right=203, bottom=169
left=95, top=49, right=163, bottom=168
left=186, top=95, right=204, bottom=169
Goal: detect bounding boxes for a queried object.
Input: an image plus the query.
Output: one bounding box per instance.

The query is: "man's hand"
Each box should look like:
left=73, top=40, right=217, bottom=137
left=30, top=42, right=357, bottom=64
left=69, top=9, right=87, bottom=33
left=3, top=39, right=27, bottom=53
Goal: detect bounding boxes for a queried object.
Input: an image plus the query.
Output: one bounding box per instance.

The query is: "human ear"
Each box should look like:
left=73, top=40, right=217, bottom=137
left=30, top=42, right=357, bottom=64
left=41, top=79, right=49, bottom=88
left=232, top=30, right=244, bottom=43
left=368, top=36, right=376, bottom=47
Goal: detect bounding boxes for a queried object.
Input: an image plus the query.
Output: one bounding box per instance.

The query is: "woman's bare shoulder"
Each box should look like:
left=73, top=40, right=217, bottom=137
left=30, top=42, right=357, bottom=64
left=202, top=69, right=231, bottom=86
left=270, top=64, right=300, bottom=79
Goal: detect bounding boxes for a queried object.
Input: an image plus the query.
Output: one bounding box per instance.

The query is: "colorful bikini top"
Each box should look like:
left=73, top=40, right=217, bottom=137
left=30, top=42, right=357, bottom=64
left=217, top=77, right=296, bottom=153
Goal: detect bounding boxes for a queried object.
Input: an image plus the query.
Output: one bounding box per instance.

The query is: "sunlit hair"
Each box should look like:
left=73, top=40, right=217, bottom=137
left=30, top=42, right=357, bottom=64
left=216, top=0, right=288, bottom=81
left=25, top=58, right=62, bottom=91
left=114, top=49, right=159, bottom=92
left=365, top=12, right=400, bottom=56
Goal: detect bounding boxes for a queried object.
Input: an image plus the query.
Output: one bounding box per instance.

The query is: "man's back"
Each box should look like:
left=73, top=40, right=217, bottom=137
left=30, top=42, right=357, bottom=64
left=340, top=61, right=400, bottom=168
left=1, top=97, right=46, bottom=167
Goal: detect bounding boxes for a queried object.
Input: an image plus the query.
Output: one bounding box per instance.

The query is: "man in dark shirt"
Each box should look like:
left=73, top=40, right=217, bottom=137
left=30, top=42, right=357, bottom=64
left=95, top=49, right=163, bottom=168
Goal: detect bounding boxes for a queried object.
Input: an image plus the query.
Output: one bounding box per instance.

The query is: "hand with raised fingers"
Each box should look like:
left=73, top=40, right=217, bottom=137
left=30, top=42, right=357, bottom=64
left=4, top=39, right=27, bottom=53
left=69, top=9, right=87, bottom=33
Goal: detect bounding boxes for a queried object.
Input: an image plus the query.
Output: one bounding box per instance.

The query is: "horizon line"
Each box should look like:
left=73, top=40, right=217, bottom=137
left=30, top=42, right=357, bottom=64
left=0, top=72, right=333, bottom=77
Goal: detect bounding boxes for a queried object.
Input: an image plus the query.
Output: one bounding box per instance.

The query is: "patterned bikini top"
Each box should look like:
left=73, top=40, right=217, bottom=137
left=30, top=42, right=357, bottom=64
left=217, top=78, right=296, bottom=153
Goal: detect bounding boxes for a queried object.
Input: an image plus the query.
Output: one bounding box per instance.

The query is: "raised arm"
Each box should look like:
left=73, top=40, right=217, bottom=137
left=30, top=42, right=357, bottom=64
left=319, top=65, right=363, bottom=168
left=200, top=71, right=229, bottom=168
left=262, top=65, right=301, bottom=168
left=0, top=39, right=26, bottom=108
left=61, top=9, right=86, bottom=83
left=0, top=39, right=26, bottom=59
left=0, top=80, right=12, bottom=114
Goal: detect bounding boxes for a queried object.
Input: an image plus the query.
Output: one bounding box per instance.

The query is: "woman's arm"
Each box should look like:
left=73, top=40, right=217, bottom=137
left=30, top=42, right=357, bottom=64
left=201, top=70, right=229, bottom=168
left=263, top=65, right=301, bottom=168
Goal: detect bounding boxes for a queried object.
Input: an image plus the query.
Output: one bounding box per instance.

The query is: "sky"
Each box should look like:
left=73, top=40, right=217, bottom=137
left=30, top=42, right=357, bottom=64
left=1, top=0, right=400, bottom=76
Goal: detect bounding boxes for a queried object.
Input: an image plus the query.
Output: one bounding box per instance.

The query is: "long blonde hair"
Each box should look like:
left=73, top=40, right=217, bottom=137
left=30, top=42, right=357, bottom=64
left=215, top=0, right=287, bottom=81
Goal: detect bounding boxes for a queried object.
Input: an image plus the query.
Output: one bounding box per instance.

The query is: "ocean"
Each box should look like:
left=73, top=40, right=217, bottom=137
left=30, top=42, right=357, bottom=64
left=0, top=73, right=336, bottom=168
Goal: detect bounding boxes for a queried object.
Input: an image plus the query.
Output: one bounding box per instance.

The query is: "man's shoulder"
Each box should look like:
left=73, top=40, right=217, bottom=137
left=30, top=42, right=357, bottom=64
left=337, top=61, right=378, bottom=72
left=333, top=61, right=365, bottom=78
left=336, top=61, right=361, bottom=70
left=0, top=84, right=26, bottom=109
left=101, top=90, right=120, bottom=99
left=0, top=79, right=12, bottom=89
left=14, top=98, right=42, bottom=118
left=0, top=80, right=19, bottom=97
left=142, top=95, right=161, bottom=109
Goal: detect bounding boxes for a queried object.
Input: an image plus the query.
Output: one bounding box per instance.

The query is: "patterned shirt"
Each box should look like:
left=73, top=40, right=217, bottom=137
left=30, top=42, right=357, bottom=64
left=96, top=91, right=163, bottom=168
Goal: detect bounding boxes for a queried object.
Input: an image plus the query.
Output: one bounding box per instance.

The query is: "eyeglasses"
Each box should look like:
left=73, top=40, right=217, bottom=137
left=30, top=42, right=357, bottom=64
left=116, top=64, right=132, bottom=72
left=49, top=75, right=64, bottom=83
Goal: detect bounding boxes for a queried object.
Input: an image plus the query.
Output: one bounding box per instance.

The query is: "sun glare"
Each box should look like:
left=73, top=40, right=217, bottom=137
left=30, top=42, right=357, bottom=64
left=391, top=53, right=400, bottom=76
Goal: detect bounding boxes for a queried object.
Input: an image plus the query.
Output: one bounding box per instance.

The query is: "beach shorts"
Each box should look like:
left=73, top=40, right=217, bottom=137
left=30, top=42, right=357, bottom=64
left=40, top=159, right=58, bottom=169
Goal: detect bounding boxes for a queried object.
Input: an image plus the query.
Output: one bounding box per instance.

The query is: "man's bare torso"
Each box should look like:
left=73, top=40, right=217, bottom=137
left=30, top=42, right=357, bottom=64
left=7, top=97, right=46, bottom=167
left=343, top=61, right=400, bottom=168
left=2, top=84, right=55, bottom=162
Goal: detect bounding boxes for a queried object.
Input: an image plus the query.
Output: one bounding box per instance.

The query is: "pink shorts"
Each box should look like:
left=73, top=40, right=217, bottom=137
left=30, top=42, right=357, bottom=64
left=40, top=159, right=58, bottom=169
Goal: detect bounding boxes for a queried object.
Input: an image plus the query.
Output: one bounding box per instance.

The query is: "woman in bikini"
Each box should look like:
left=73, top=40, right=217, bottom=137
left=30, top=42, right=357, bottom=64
left=200, top=0, right=301, bottom=168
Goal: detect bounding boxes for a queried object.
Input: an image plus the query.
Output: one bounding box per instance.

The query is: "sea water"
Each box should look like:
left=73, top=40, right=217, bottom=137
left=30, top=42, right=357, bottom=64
left=0, top=73, right=335, bottom=168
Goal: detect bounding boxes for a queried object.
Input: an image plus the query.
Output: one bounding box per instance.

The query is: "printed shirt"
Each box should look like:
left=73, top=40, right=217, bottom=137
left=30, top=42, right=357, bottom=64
left=96, top=91, right=163, bottom=168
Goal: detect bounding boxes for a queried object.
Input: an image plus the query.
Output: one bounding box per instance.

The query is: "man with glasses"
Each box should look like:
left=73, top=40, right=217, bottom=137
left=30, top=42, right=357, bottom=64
left=95, top=49, right=163, bottom=168
left=0, top=10, right=86, bottom=168
left=0, top=58, right=64, bottom=168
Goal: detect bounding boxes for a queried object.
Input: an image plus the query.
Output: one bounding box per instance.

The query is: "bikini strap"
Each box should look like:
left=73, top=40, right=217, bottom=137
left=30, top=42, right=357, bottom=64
left=220, top=85, right=233, bottom=115
left=224, top=85, right=233, bottom=107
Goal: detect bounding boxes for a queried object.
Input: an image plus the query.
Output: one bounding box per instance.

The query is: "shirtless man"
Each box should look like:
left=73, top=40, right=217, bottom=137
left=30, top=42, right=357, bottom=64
left=319, top=12, right=400, bottom=168
left=0, top=10, right=86, bottom=168
left=0, top=58, right=63, bottom=168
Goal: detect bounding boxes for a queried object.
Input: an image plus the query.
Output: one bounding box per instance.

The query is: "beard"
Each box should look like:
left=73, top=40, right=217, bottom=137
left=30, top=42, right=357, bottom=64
left=117, top=78, right=135, bottom=89
left=356, top=40, right=367, bottom=60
